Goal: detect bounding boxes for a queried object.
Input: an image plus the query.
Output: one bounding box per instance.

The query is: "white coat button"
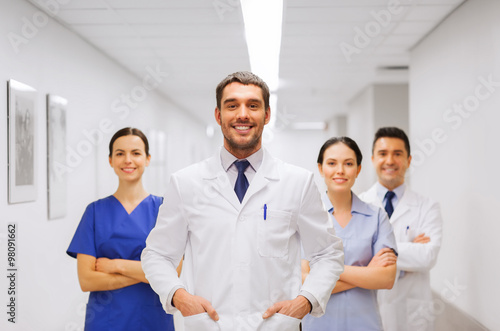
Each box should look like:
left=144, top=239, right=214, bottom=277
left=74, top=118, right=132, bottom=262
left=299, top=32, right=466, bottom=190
left=239, top=216, right=246, bottom=222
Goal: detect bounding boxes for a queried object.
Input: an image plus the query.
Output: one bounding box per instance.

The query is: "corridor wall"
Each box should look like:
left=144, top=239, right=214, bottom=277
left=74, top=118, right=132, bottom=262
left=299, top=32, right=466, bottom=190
left=346, top=83, right=409, bottom=193
left=0, top=0, right=216, bottom=330
left=410, top=0, right=499, bottom=329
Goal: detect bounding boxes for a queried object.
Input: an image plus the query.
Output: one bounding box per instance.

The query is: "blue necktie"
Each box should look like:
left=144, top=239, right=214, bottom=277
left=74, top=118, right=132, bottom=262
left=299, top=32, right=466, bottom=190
left=234, top=160, right=250, bottom=203
left=385, top=191, right=396, bottom=218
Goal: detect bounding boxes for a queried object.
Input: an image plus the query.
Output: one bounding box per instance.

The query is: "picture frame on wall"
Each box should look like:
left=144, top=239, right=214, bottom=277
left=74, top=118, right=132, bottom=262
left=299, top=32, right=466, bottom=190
left=7, top=79, right=37, bottom=204
left=47, top=94, right=67, bottom=219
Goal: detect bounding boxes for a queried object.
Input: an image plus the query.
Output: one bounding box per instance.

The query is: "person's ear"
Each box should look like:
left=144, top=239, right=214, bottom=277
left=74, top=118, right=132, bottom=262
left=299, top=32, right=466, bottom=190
left=215, top=107, right=222, bottom=126
left=264, top=107, right=271, bottom=125
left=317, top=163, right=324, bottom=177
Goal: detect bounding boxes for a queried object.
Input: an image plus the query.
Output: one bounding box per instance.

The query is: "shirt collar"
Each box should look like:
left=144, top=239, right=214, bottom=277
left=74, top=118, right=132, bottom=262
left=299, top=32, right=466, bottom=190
left=220, top=146, right=263, bottom=172
left=375, top=181, right=406, bottom=201
left=351, top=193, right=374, bottom=216
left=321, top=191, right=374, bottom=216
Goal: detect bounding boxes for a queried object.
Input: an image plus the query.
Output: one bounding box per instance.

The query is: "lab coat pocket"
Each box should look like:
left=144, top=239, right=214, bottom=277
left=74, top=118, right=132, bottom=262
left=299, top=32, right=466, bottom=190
left=257, top=209, right=293, bottom=258
left=405, top=227, right=416, bottom=242
left=258, top=313, right=301, bottom=331
left=183, top=312, right=221, bottom=331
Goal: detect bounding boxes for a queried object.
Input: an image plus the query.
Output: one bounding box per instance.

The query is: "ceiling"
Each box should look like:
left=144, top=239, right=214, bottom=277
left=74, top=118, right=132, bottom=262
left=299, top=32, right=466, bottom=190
left=28, top=0, right=465, bottom=127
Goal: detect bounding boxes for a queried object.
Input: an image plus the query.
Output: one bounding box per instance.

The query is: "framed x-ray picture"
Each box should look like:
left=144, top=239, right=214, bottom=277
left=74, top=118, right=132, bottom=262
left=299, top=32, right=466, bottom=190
left=7, top=79, right=37, bottom=204
left=47, top=95, right=67, bottom=219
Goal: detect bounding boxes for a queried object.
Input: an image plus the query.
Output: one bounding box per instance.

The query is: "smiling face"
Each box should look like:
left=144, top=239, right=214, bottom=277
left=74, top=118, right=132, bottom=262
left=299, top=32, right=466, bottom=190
left=215, top=82, right=270, bottom=159
left=372, top=137, right=411, bottom=190
left=318, top=142, right=361, bottom=194
left=109, top=135, right=150, bottom=183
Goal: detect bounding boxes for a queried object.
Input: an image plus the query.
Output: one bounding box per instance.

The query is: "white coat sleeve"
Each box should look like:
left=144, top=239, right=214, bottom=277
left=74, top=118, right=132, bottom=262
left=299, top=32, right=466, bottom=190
left=141, top=174, right=188, bottom=314
left=298, top=174, right=344, bottom=317
left=397, top=200, right=443, bottom=272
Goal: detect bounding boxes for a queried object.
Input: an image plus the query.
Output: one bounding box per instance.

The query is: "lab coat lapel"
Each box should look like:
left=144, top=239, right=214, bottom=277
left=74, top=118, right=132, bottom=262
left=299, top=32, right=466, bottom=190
left=240, top=149, right=279, bottom=206
left=363, top=184, right=383, bottom=209
left=390, top=187, right=417, bottom=223
left=202, top=153, right=241, bottom=211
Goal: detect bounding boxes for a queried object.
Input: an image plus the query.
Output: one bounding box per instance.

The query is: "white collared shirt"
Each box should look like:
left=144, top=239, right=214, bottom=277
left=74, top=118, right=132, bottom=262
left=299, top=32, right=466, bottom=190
left=376, top=182, right=406, bottom=210
left=220, top=147, right=263, bottom=188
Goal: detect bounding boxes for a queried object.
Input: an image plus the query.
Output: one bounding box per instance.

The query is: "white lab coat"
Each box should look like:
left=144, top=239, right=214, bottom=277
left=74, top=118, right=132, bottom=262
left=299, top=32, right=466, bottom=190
left=142, top=149, right=344, bottom=331
left=359, top=184, right=442, bottom=331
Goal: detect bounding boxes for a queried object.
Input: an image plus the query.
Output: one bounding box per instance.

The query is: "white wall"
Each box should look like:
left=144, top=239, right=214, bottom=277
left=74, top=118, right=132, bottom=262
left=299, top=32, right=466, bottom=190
left=265, top=128, right=329, bottom=190
left=347, top=86, right=375, bottom=193
left=0, top=1, right=216, bottom=330
left=410, top=0, right=500, bottom=329
left=347, top=83, right=409, bottom=194
left=373, top=84, right=409, bottom=133
left=265, top=113, right=345, bottom=192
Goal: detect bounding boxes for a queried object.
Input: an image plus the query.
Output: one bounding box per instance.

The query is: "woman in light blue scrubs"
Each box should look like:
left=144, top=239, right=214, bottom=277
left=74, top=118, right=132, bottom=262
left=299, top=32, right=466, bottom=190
left=302, top=137, right=398, bottom=331
left=67, top=127, right=176, bottom=331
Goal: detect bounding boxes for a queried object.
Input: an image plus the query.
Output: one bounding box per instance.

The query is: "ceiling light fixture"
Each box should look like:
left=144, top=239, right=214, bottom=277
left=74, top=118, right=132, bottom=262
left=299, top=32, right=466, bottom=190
left=240, top=0, right=283, bottom=93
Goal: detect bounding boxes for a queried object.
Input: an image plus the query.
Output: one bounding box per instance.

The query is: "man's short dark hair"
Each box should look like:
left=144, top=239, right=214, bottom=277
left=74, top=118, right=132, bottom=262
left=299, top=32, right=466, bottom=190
left=372, top=127, right=411, bottom=156
left=216, top=71, right=270, bottom=110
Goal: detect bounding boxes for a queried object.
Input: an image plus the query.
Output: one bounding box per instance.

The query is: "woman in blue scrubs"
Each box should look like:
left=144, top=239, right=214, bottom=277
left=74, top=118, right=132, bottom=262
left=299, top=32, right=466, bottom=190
left=302, top=137, right=397, bottom=331
left=67, top=127, right=176, bottom=331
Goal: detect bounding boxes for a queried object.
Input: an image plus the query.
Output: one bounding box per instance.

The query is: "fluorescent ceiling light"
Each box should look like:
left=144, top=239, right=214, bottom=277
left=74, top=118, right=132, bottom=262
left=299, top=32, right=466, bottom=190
left=290, top=122, right=327, bottom=131
left=240, top=0, right=283, bottom=92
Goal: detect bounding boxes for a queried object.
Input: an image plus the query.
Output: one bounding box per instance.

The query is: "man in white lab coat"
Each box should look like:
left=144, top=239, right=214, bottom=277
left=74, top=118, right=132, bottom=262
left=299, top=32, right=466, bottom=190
left=142, top=71, right=344, bottom=331
left=359, top=127, right=443, bottom=331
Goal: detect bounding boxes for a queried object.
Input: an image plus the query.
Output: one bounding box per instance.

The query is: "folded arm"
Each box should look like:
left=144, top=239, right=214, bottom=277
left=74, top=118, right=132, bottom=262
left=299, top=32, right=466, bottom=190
left=302, top=260, right=355, bottom=294
left=77, top=254, right=139, bottom=292
left=340, top=247, right=397, bottom=290
left=95, top=256, right=183, bottom=284
left=303, top=248, right=397, bottom=294
left=398, top=201, right=443, bottom=272
left=340, top=263, right=397, bottom=290
left=95, top=258, right=148, bottom=283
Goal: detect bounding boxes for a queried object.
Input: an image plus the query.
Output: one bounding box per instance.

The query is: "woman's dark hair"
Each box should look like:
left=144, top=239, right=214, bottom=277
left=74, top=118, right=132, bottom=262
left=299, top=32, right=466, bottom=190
left=108, top=127, right=150, bottom=157
left=317, top=136, right=363, bottom=166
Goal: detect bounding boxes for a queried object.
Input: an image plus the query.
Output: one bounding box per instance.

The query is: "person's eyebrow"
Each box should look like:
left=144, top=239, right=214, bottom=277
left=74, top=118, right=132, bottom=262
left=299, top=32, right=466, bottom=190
left=223, top=98, right=237, bottom=105
left=246, top=98, right=263, bottom=104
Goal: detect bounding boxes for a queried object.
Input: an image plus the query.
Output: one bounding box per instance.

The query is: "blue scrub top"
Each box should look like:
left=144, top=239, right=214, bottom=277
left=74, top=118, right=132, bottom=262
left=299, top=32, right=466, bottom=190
left=302, top=192, right=397, bottom=331
left=67, top=195, right=175, bottom=331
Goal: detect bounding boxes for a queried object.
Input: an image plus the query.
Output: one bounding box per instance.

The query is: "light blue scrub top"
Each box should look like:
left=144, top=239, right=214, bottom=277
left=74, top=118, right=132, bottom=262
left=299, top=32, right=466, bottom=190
left=67, top=195, right=175, bottom=331
left=302, top=192, right=397, bottom=331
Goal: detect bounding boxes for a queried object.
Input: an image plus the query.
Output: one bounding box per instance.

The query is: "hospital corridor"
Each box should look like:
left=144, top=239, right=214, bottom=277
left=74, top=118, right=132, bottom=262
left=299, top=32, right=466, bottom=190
left=0, top=0, right=498, bottom=330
